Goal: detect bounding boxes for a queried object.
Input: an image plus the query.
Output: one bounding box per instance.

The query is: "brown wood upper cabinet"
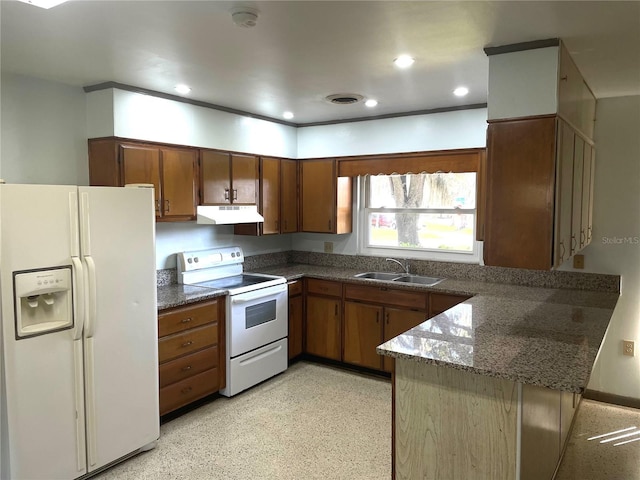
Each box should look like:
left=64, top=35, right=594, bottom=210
left=300, top=159, right=352, bottom=234
left=200, top=150, right=258, bottom=205
left=88, top=139, right=197, bottom=221
left=234, top=156, right=299, bottom=236
left=484, top=116, right=595, bottom=270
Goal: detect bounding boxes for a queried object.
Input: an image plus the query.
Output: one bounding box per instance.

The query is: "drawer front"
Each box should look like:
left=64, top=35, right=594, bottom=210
left=429, top=293, right=470, bottom=316
left=158, top=324, right=218, bottom=363
left=159, top=346, right=218, bottom=388
left=306, top=278, right=342, bottom=297
left=159, top=368, right=219, bottom=415
left=344, top=284, right=427, bottom=310
left=158, top=300, right=219, bottom=337
left=288, top=280, right=303, bottom=297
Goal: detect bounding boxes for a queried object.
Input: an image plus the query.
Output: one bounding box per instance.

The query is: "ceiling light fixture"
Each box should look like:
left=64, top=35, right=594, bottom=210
left=175, top=84, right=192, bottom=95
left=283, top=111, right=294, bottom=120
left=365, top=99, right=378, bottom=108
left=453, top=86, right=469, bottom=97
left=230, top=7, right=259, bottom=28
left=17, top=0, right=68, bottom=8
left=394, top=55, right=415, bottom=68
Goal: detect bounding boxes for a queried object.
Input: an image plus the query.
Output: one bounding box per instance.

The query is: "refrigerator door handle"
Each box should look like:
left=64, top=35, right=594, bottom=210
left=85, top=338, right=98, bottom=468
left=71, top=257, right=85, bottom=341
left=84, top=255, right=98, bottom=338
left=73, top=340, right=86, bottom=472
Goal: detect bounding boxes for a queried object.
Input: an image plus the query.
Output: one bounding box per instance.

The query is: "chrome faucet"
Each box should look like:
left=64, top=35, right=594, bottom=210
left=385, top=258, right=410, bottom=274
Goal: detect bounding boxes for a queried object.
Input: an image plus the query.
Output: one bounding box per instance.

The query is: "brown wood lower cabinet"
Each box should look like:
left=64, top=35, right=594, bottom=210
left=343, top=301, right=384, bottom=370
left=288, top=280, right=303, bottom=360
left=429, top=293, right=471, bottom=317
left=305, top=295, right=342, bottom=361
left=157, top=299, right=224, bottom=416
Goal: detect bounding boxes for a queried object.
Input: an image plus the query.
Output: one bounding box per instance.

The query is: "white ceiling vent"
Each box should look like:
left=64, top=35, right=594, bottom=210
left=325, top=93, right=365, bottom=105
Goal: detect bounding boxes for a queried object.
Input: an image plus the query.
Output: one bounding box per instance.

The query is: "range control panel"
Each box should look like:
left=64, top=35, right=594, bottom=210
left=177, top=247, right=244, bottom=274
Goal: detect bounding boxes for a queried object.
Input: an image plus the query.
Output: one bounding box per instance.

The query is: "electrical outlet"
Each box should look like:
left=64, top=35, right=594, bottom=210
left=324, top=241, right=334, bottom=253
left=623, top=340, right=635, bottom=357
left=573, top=254, right=585, bottom=269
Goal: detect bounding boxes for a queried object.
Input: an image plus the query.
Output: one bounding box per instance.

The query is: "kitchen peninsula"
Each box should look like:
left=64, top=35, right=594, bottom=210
left=377, top=284, right=618, bottom=480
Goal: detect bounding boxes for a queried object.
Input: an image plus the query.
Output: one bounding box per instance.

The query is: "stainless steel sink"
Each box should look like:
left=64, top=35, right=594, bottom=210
left=354, top=272, right=444, bottom=286
left=392, top=275, right=444, bottom=286
left=354, top=272, right=403, bottom=281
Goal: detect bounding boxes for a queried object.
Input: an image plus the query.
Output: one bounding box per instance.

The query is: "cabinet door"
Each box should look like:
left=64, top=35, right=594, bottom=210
left=382, top=308, right=427, bottom=372
left=587, top=148, right=595, bottom=244
left=581, top=144, right=593, bottom=249
left=261, top=157, right=280, bottom=234
left=288, top=294, right=303, bottom=360
left=571, top=136, right=585, bottom=254
left=280, top=159, right=298, bottom=233
left=201, top=150, right=231, bottom=204
left=301, top=159, right=335, bottom=233
left=560, top=392, right=580, bottom=450
left=343, top=301, right=384, bottom=370
left=305, top=295, right=341, bottom=361
left=120, top=144, right=161, bottom=217
left=231, top=154, right=258, bottom=204
left=554, top=120, right=575, bottom=266
left=161, top=148, right=197, bottom=219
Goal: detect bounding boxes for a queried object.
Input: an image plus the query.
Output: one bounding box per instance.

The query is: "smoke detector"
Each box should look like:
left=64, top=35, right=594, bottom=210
left=231, top=7, right=259, bottom=28
left=325, top=93, right=365, bottom=105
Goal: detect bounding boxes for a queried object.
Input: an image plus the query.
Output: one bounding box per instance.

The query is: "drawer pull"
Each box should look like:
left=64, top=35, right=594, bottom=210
left=181, top=386, right=193, bottom=394
left=182, top=365, right=192, bottom=371
left=181, top=317, right=192, bottom=324
left=181, top=341, right=193, bottom=348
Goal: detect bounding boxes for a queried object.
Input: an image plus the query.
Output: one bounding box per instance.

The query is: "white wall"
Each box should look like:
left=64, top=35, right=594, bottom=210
left=297, top=108, right=487, bottom=158
left=156, top=223, right=291, bottom=270
left=487, top=47, right=559, bottom=120
left=565, top=96, right=640, bottom=399
left=0, top=72, right=88, bottom=185
left=87, top=89, right=298, bottom=158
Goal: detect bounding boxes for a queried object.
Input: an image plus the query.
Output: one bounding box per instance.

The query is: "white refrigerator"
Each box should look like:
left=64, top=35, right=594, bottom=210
left=0, top=184, right=160, bottom=480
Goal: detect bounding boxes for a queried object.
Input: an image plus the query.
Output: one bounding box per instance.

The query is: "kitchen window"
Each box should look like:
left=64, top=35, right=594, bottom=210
left=358, top=172, right=480, bottom=262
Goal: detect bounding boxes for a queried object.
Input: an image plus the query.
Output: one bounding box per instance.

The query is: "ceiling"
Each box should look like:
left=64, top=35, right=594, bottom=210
left=2, top=1, right=639, bottom=125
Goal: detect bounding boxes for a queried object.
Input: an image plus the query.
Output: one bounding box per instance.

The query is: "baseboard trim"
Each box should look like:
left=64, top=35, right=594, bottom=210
left=584, top=389, right=640, bottom=409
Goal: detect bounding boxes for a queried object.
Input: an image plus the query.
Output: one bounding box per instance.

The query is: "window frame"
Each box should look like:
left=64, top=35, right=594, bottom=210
left=357, top=175, right=482, bottom=263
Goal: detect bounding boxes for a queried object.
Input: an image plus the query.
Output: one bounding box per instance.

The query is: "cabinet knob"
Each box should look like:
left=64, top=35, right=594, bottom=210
left=571, top=235, right=577, bottom=254
left=233, top=189, right=238, bottom=201
left=181, top=386, right=192, bottom=394
left=560, top=75, right=568, bottom=81
left=224, top=188, right=230, bottom=201
left=181, top=317, right=192, bottom=324
left=155, top=199, right=160, bottom=214
left=559, top=241, right=566, bottom=262
left=165, top=199, right=170, bottom=213
left=182, top=365, right=192, bottom=371
left=580, top=230, right=586, bottom=247
left=181, top=341, right=193, bottom=348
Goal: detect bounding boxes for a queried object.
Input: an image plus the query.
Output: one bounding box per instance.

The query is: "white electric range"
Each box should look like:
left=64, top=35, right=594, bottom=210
left=177, top=246, right=288, bottom=397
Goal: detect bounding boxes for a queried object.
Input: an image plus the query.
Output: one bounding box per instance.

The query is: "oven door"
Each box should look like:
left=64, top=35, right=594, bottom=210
left=228, top=283, right=287, bottom=358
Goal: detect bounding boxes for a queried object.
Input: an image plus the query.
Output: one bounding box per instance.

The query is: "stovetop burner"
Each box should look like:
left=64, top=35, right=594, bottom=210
left=192, top=274, right=279, bottom=291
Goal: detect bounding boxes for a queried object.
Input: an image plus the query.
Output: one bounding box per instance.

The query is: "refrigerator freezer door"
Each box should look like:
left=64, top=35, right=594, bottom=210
left=0, top=184, right=87, bottom=480
left=78, top=186, right=159, bottom=472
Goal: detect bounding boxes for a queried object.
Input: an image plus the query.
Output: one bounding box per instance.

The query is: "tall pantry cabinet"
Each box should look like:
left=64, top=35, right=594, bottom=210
left=484, top=40, right=596, bottom=270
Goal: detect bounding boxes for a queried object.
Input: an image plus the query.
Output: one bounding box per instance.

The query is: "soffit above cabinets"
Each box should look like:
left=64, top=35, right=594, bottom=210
left=2, top=1, right=639, bottom=125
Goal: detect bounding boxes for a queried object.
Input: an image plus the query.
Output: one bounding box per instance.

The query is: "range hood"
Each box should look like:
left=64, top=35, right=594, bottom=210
left=196, top=205, right=264, bottom=225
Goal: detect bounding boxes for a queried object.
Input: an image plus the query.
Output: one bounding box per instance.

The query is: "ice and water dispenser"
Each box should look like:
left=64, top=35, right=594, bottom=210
left=13, top=267, right=73, bottom=338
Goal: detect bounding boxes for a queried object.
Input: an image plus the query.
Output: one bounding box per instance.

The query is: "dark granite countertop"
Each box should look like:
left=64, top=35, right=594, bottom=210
left=158, top=262, right=618, bottom=393
left=157, top=283, right=227, bottom=310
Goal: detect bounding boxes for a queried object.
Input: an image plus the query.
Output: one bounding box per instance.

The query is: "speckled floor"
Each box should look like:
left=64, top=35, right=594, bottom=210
left=556, top=399, right=640, bottom=480
left=93, top=363, right=639, bottom=480
left=93, top=361, right=392, bottom=480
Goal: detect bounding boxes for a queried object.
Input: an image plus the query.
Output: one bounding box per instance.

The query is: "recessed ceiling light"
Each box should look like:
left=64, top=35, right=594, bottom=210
left=365, top=99, right=378, bottom=108
left=394, top=55, right=415, bottom=68
left=283, top=111, right=294, bottom=120
left=174, top=84, right=191, bottom=95
left=17, top=0, right=68, bottom=8
left=453, top=86, right=469, bottom=97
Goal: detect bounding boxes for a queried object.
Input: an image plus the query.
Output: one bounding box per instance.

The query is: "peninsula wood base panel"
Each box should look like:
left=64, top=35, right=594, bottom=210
left=394, top=358, right=518, bottom=480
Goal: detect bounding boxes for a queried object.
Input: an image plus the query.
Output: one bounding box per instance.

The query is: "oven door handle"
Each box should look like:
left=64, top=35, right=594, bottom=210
left=230, top=284, right=287, bottom=304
